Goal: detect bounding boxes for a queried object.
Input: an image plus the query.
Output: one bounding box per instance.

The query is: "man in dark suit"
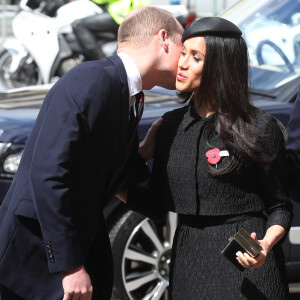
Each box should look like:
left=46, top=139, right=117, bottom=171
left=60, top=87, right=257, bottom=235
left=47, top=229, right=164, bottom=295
left=0, top=6, right=183, bottom=300
left=286, top=87, right=300, bottom=203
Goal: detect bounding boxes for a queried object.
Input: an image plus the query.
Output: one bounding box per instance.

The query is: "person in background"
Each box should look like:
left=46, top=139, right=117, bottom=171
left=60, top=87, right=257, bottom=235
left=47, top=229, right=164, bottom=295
left=0, top=6, right=183, bottom=300
left=72, top=0, right=151, bottom=61
left=118, top=17, right=293, bottom=299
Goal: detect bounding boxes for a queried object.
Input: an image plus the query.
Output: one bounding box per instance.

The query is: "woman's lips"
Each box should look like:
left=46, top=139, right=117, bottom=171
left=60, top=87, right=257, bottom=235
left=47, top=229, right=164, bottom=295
left=177, top=72, right=187, bottom=81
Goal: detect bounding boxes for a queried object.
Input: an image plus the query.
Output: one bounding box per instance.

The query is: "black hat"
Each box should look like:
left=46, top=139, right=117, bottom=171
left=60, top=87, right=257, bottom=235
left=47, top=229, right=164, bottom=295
left=182, top=17, right=242, bottom=42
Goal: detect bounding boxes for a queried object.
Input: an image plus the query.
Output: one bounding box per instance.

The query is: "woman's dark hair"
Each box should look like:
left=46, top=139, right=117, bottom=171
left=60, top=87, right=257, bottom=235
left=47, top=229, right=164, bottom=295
left=177, top=35, right=268, bottom=176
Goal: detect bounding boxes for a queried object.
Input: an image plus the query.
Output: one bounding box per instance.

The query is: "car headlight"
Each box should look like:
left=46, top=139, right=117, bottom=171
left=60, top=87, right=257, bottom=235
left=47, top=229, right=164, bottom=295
left=3, top=151, right=22, bottom=174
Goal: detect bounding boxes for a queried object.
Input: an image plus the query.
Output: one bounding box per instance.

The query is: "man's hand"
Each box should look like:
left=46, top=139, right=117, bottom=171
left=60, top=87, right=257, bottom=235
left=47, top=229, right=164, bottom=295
left=62, top=265, right=93, bottom=300
left=139, top=118, right=163, bottom=162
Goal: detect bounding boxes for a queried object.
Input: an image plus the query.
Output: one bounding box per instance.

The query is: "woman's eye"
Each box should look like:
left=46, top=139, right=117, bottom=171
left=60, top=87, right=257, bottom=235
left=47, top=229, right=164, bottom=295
left=193, top=56, right=201, bottom=62
left=180, top=51, right=186, bottom=56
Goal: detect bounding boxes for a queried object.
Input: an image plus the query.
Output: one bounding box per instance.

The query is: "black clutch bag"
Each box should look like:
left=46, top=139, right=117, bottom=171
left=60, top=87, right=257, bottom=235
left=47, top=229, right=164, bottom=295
left=221, top=228, right=263, bottom=272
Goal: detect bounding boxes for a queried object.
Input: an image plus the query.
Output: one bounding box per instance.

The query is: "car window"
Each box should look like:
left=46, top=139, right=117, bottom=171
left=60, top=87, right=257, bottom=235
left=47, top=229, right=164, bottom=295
left=220, top=0, right=300, bottom=92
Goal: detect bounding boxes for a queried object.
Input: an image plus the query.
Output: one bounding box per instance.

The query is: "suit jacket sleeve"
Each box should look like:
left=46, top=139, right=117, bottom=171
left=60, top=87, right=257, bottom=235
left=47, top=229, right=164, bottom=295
left=28, top=62, right=116, bottom=273
left=126, top=118, right=172, bottom=220
left=286, top=88, right=300, bottom=202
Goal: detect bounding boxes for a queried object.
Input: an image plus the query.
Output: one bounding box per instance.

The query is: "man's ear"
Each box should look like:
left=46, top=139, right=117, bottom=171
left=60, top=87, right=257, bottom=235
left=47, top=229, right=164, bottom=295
left=158, top=29, right=169, bottom=52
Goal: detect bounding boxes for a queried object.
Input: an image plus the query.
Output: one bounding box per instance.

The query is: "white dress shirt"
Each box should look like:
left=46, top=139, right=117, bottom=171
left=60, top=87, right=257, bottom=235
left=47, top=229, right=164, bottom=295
left=117, top=52, right=142, bottom=112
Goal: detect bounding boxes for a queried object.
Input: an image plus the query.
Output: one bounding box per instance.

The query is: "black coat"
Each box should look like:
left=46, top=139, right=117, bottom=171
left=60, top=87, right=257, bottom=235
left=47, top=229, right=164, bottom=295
left=0, top=55, right=131, bottom=299
left=128, top=100, right=292, bottom=230
left=127, top=101, right=293, bottom=299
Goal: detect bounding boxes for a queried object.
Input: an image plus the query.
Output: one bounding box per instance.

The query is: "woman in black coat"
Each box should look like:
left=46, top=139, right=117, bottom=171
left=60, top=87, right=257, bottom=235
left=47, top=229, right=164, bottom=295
left=119, top=17, right=293, bottom=299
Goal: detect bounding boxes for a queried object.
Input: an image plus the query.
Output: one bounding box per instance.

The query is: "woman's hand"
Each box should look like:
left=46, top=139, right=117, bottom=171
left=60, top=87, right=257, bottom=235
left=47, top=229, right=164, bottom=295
left=236, top=232, right=271, bottom=269
left=139, top=118, right=163, bottom=162
left=236, top=225, right=286, bottom=269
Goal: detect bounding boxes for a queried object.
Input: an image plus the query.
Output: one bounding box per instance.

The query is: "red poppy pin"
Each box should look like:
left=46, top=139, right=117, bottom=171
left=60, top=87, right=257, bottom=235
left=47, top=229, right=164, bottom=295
left=205, top=148, right=229, bottom=169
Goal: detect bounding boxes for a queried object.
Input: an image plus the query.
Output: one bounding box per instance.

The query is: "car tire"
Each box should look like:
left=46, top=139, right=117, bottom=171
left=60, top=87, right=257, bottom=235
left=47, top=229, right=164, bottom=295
left=109, top=208, right=177, bottom=300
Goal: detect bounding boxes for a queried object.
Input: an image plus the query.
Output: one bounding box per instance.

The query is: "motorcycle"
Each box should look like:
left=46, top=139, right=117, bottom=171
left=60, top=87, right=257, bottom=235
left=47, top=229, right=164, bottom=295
left=0, top=0, right=194, bottom=90
left=0, top=0, right=118, bottom=90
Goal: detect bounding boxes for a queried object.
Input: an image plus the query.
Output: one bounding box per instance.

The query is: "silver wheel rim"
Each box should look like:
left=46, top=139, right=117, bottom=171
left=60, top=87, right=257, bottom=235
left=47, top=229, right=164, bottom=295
left=122, top=212, right=178, bottom=300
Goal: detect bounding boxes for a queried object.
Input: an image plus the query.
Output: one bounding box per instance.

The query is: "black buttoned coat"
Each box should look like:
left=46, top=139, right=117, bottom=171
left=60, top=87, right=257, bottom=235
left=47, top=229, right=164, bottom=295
left=0, top=55, right=132, bottom=299
left=127, top=101, right=293, bottom=299
left=129, top=101, right=292, bottom=228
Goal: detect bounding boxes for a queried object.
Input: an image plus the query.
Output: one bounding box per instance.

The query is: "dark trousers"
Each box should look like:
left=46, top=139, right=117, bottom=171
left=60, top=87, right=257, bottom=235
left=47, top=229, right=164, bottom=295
left=72, top=12, right=119, bottom=61
left=0, top=285, right=24, bottom=300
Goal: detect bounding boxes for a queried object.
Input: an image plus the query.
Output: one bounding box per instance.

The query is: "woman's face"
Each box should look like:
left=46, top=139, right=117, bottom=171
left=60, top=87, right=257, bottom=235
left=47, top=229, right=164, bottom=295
left=176, top=36, right=206, bottom=92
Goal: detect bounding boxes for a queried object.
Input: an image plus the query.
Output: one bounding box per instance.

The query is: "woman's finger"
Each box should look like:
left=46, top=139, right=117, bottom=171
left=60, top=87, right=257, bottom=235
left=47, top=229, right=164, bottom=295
left=236, top=251, right=254, bottom=268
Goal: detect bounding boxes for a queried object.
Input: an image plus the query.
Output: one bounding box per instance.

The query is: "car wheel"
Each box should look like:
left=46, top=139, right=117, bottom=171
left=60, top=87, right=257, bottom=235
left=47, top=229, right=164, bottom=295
left=109, top=209, right=177, bottom=300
